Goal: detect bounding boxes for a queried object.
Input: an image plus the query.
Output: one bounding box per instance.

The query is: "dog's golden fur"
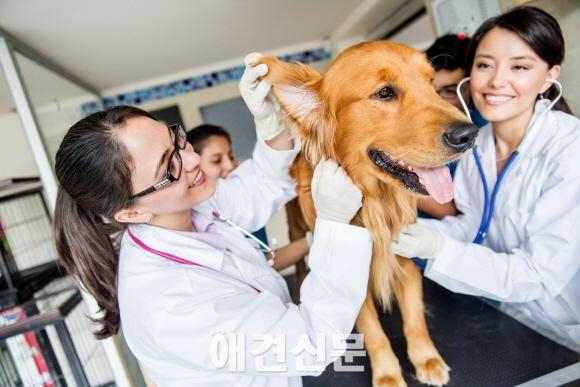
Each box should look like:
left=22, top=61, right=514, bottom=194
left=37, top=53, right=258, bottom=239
left=256, top=41, right=471, bottom=386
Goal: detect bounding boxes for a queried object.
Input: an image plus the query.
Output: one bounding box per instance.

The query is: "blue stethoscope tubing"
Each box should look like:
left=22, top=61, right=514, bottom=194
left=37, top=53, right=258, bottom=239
left=412, top=146, right=518, bottom=270
left=472, top=146, right=518, bottom=244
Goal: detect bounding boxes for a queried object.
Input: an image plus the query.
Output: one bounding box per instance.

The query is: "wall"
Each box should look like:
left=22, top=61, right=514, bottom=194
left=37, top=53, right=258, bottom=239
left=518, top=0, right=580, bottom=114
left=388, top=12, right=436, bottom=51
left=0, top=42, right=330, bottom=179
left=135, top=60, right=330, bottom=130
left=0, top=111, right=39, bottom=180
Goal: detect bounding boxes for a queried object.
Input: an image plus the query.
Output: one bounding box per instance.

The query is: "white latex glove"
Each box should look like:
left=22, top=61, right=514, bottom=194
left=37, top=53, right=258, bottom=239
left=239, top=52, right=284, bottom=140
left=392, top=223, right=446, bottom=259
left=311, top=159, right=363, bottom=224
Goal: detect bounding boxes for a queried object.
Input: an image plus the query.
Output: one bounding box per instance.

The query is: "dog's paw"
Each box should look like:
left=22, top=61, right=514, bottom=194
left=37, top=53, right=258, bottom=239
left=414, top=357, right=450, bottom=386
left=373, top=375, right=408, bottom=387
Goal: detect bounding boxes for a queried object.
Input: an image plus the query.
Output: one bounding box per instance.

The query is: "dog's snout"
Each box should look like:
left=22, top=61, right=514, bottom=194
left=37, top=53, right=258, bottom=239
left=443, top=122, right=479, bottom=153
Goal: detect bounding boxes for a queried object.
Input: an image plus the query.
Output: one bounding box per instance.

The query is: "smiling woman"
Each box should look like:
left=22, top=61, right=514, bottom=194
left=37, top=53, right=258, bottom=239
left=393, top=6, right=580, bottom=353
left=113, top=116, right=216, bottom=231
left=51, top=55, right=375, bottom=387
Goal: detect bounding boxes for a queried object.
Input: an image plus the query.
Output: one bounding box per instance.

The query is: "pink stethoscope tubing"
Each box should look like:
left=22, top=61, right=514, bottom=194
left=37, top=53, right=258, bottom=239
left=127, top=229, right=261, bottom=293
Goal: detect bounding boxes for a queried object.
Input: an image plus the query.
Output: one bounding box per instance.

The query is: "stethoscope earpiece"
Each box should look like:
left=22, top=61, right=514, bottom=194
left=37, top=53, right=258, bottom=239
left=456, top=77, right=472, bottom=123
left=542, top=78, right=563, bottom=107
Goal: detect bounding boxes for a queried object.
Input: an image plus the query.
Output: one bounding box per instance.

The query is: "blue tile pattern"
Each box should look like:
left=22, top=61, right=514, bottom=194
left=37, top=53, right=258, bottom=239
left=81, top=47, right=331, bottom=116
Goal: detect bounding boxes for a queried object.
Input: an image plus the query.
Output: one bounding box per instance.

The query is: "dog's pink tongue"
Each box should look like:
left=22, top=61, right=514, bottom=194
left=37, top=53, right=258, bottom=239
left=413, top=165, right=454, bottom=204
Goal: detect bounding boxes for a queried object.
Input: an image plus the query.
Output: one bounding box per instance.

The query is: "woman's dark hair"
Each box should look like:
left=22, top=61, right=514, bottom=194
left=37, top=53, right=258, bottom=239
left=426, top=34, right=471, bottom=72
left=53, top=105, right=155, bottom=339
left=466, top=6, right=572, bottom=114
left=187, top=124, right=232, bottom=154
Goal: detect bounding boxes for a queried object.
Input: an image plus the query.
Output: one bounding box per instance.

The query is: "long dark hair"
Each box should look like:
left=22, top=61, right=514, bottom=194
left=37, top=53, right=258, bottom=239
left=466, top=6, right=572, bottom=114
left=53, top=105, right=155, bottom=339
left=186, top=124, right=232, bottom=154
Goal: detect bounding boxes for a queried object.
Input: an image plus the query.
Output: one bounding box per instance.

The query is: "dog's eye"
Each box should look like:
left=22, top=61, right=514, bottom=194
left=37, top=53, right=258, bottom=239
left=374, top=86, right=396, bottom=101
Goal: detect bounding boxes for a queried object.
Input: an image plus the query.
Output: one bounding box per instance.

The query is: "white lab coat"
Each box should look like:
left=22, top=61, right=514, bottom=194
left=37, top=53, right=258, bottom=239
left=419, top=102, right=580, bottom=352
left=117, top=136, right=373, bottom=386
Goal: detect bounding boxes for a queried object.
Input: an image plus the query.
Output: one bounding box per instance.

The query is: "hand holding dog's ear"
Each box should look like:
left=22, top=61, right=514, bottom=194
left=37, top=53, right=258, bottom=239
left=240, top=52, right=285, bottom=140
left=311, top=159, right=362, bottom=224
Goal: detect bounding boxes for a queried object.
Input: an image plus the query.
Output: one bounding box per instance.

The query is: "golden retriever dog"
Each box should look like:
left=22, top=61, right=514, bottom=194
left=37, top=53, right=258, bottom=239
left=256, top=40, right=478, bottom=386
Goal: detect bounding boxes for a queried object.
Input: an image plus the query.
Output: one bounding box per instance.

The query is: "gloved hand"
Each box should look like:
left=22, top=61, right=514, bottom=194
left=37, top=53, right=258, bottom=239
left=311, top=159, right=363, bottom=224
left=392, top=223, right=446, bottom=259
left=239, top=52, right=284, bottom=140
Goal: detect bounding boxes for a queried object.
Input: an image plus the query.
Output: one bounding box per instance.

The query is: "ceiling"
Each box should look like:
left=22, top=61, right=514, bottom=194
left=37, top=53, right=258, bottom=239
left=0, top=0, right=423, bottom=114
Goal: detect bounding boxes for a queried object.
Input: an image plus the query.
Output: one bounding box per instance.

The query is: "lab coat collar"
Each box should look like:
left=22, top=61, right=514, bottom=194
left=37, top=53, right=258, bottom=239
left=127, top=217, right=225, bottom=270
left=474, top=100, right=554, bottom=161
left=190, top=208, right=215, bottom=233
left=474, top=123, right=494, bottom=160
left=516, top=99, right=553, bottom=158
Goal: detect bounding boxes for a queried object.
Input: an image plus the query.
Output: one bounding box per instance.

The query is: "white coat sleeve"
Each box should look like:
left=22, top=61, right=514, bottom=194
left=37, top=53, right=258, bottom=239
left=197, top=134, right=301, bottom=232
left=424, top=146, right=580, bottom=302
left=417, top=155, right=480, bottom=242
left=152, top=219, right=372, bottom=376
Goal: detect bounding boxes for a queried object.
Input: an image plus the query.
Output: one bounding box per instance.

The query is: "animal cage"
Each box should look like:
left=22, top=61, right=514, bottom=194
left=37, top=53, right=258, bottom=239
left=0, top=179, right=116, bottom=386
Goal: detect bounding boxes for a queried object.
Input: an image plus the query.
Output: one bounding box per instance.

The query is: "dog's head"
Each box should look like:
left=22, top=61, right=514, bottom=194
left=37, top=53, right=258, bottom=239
left=256, top=40, right=478, bottom=204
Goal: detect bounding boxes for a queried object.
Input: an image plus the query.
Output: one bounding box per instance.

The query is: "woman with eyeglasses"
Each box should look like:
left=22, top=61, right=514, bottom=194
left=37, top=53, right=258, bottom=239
left=53, top=54, right=372, bottom=386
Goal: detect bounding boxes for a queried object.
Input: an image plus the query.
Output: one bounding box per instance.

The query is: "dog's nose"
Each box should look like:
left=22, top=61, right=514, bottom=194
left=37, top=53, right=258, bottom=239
left=443, top=122, right=479, bottom=153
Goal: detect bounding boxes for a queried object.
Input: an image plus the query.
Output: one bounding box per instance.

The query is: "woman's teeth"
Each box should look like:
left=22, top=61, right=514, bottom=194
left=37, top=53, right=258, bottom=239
left=485, top=94, right=513, bottom=104
left=191, top=171, right=204, bottom=187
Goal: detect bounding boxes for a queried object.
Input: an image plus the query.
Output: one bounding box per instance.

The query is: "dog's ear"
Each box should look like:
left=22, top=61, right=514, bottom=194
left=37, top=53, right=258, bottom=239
left=252, top=56, right=335, bottom=163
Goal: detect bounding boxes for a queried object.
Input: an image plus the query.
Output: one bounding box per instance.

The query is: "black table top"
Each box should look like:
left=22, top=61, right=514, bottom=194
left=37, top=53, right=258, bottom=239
left=301, top=277, right=580, bottom=387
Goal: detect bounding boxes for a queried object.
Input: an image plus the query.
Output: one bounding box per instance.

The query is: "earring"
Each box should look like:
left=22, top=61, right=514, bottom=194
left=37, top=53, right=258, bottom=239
left=146, top=214, right=152, bottom=224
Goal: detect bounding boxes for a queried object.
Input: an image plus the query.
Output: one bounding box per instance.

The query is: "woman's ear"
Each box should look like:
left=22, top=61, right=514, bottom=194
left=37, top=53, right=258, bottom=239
left=542, top=65, right=561, bottom=93
left=114, top=208, right=152, bottom=224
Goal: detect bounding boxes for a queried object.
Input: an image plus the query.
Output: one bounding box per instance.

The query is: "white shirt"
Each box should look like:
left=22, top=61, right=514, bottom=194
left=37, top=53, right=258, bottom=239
left=420, top=103, right=580, bottom=352
left=118, top=137, right=373, bottom=386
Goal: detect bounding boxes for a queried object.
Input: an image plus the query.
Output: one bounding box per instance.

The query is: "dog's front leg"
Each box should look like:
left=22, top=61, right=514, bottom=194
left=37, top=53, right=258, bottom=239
left=394, top=257, right=450, bottom=386
left=357, top=289, right=407, bottom=387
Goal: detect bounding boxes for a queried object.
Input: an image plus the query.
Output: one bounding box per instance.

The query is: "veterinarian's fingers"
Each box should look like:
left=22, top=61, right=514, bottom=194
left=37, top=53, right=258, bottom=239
left=311, top=160, right=324, bottom=193
left=243, top=65, right=267, bottom=87
left=251, top=63, right=269, bottom=78
left=398, top=224, right=414, bottom=235
left=254, top=79, right=272, bottom=101
left=244, top=52, right=263, bottom=67
left=312, top=159, right=331, bottom=191
left=323, top=159, right=339, bottom=176
left=240, top=64, right=267, bottom=90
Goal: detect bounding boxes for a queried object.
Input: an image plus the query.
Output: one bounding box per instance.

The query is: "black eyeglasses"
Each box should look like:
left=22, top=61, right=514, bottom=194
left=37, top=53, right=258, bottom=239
left=130, top=123, right=187, bottom=199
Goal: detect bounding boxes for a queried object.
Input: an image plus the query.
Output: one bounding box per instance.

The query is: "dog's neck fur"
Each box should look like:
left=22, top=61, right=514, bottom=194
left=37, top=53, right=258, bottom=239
left=359, top=179, right=417, bottom=309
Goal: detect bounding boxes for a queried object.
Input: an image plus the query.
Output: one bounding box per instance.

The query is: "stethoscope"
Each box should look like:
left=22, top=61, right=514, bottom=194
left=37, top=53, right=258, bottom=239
left=127, top=211, right=278, bottom=293
left=212, top=211, right=276, bottom=266
left=413, top=77, right=563, bottom=270
left=456, top=77, right=563, bottom=245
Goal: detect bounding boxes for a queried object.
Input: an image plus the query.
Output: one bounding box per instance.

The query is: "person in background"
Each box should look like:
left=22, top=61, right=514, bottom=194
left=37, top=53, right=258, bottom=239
left=426, top=34, right=472, bottom=111
left=187, top=124, right=239, bottom=178
left=426, top=33, right=489, bottom=128
left=393, top=6, right=579, bottom=352
left=187, top=124, right=311, bottom=271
